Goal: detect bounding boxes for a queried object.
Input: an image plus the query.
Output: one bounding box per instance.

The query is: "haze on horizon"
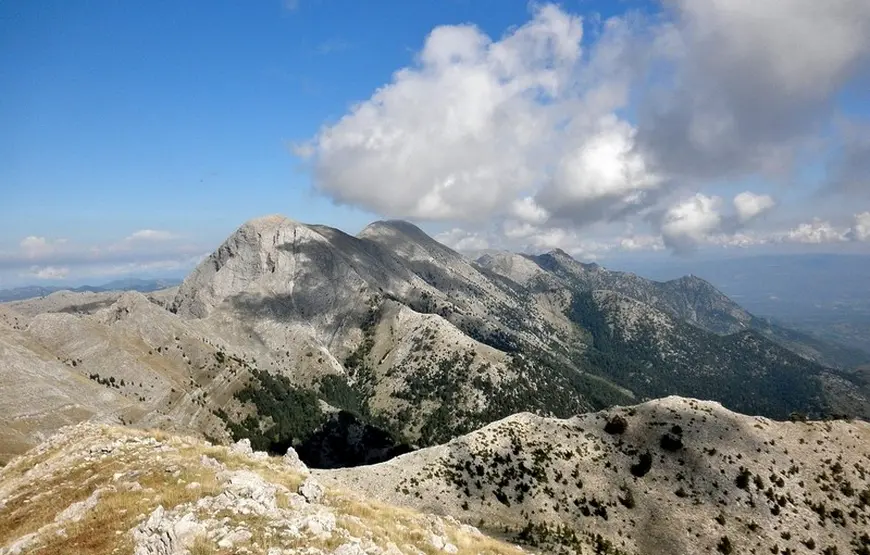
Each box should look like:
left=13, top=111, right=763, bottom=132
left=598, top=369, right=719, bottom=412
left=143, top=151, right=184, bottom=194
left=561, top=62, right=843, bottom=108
left=2, top=0, right=870, bottom=289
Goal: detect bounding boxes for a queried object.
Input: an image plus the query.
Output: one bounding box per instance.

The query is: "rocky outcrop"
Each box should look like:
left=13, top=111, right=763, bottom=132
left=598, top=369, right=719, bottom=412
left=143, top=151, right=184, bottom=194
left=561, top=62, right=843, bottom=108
left=0, top=423, right=523, bottom=555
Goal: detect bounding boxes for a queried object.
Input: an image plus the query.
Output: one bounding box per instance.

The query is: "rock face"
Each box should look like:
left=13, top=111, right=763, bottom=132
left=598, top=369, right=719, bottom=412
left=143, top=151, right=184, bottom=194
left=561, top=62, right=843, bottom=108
left=0, top=423, right=522, bottom=555
left=321, top=396, right=870, bottom=555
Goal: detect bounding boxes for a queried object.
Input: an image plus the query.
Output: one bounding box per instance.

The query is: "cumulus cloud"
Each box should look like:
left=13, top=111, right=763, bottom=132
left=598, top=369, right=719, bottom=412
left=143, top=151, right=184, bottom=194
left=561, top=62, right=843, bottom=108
left=638, top=0, right=870, bottom=178
left=660, top=194, right=723, bottom=251
left=510, top=197, right=550, bottom=225
left=619, top=234, right=665, bottom=252
left=847, top=212, right=870, bottom=241
left=536, top=116, right=661, bottom=224
left=301, top=5, right=590, bottom=221
left=297, top=2, right=870, bottom=256
left=784, top=219, right=850, bottom=244
left=434, top=229, right=490, bottom=252
left=733, top=192, right=775, bottom=223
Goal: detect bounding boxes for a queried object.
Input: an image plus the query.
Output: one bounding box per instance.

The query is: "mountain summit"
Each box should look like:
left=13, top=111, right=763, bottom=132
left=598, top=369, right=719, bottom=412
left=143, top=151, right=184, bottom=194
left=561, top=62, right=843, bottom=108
left=1, top=214, right=868, bottom=467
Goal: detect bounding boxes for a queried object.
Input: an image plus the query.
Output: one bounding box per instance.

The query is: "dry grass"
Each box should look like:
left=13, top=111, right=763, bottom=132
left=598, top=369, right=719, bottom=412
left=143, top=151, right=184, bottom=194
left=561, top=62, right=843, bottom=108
left=0, top=428, right=222, bottom=555
left=1, top=425, right=523, bottom=555
left=329, top=490, right=525, bottom=555
left=0, top=456, right=122, bottom=545
left=29, top=465, right=221, bottom=555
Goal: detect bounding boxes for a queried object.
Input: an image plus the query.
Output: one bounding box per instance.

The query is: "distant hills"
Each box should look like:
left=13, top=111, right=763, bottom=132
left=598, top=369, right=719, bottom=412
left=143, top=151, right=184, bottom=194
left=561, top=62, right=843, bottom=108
left=0, top=277, right=182, bottom=302
left=620, top=253, right=870, bottom=356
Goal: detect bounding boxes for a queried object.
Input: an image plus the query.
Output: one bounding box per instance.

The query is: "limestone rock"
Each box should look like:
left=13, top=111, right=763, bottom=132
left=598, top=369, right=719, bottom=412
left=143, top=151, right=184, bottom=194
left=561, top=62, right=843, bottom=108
left=283, top=446, right=307, bottom=473
left=230, top=438, right=253, bottom=456
left=55, top=487, right=105, bottom=524
left=298, top=477, right=324, bottom=504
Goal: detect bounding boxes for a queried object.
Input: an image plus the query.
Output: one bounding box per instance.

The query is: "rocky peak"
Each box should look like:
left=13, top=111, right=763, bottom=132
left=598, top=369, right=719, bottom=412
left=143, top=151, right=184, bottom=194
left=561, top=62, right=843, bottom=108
left=359, top=219, right=461, bottom=264
left=547, top=248, right=572, bottom=259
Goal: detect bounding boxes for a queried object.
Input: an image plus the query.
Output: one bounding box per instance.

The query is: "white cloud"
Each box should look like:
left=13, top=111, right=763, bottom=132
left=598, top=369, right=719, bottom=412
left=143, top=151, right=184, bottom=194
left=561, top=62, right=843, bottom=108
left=1, top=229, right=206, bottom=287
left=27, top=266, right=70, bottom=280
left=536, top=116, right=661, bottom=224
left=848, top=212, right=870, bottom=241
left=510, top=197, right=550, bottom=224
left=503, top=220, right=540, bottom=240
left=660, top=194, right=723, bottom=251
left=783, top=219, right=849, bottom=244
left=19, top=236, right=66, bottom=259
left=434, top=229, right=490, bottom=252
left=302, top=5, right=585, bottom=221
left=294, top=3, right=870, bottom=255
left=619, top=234, right=665, bottom=252
left=733, top=192, right=775, bottom=223
left=706, top=231, right=769, bottom=248
left=127, top=229, right=176, bottom=242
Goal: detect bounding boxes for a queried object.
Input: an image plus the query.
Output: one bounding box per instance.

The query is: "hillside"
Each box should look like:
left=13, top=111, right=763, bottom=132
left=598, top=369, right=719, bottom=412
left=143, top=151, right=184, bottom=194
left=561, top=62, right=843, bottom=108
left=0, top=423, right=522, bottom=555
left=322, top=397, right=870, bottom=555
left=0, top=214, right=868, bottom=465
left=3, top=398, right=867, bottom=555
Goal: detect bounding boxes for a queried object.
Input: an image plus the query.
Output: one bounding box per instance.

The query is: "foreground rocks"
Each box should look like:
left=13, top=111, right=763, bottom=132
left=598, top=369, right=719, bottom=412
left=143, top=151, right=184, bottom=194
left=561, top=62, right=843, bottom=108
left=0, top=423, right=522, bottom=555
left=3, top=397, right=869, bottom=554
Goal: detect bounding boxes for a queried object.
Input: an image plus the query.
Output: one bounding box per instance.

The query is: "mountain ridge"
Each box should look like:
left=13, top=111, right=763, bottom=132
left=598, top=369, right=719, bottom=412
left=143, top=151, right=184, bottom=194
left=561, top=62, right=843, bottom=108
left=1, top=214, right=868, bottom=466
left=0, top=278, right=182, bottom=303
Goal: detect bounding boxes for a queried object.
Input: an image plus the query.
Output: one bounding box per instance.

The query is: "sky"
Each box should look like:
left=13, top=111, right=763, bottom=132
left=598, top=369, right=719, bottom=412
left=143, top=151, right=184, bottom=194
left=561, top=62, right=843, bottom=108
left=1, top=0, right=870, bottom=287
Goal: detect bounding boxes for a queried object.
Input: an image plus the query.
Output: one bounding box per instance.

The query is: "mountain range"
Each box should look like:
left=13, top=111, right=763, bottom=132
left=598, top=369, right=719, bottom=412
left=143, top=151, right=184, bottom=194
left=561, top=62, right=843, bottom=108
left=2, top=214, right=870, bottom=553
left=1, top=215, right=868, bottom=465
left=0, top=278, right=182, bottom=303
left=622, top=254, right=870, bottom=357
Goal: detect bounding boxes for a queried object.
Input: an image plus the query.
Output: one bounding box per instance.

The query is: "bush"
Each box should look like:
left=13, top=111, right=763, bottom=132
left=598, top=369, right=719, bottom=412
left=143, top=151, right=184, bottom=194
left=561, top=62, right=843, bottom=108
left=630, top=452, right=652, bottom=477
left=604, top=414, right=628, bottom=435
left=735, top=467, right=752, bottom=490
left=660, top=433, right=683, bottom=451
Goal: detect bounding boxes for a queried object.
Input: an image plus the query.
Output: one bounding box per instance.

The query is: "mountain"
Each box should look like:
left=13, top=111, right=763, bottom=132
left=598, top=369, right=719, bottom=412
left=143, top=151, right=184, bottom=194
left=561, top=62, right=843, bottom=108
left=2, top=398, right=867, bottom=555
left=0, top=278, right=182, bottom=302
left=0, top=214, right=868, bottom=466
left=618, top=253, right=870, bottom=357
left=323, top=396, right=870, bottom=555
left=478, top=250, right=870, bottom=369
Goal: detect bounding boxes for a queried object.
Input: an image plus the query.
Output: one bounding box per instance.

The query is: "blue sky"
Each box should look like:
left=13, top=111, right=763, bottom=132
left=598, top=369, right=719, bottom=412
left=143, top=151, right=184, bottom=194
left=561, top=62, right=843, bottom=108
left=1, top=0, right=869, bottom=287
